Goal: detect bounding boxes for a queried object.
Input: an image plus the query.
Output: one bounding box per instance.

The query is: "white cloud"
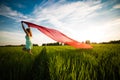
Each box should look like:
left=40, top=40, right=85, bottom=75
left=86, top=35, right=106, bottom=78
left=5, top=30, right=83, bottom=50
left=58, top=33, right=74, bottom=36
left=0, top=5, right=28, bottom=21
left=113, top=4, right=120, bottom=9
left=32, top=1, right=101, bottom=23
left=106, top=18, right=120, bottom=26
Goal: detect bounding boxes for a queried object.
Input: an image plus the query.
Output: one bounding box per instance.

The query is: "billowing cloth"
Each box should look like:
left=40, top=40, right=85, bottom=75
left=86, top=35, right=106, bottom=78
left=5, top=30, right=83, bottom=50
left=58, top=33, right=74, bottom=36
left=23, top=21, right=93, bottom=49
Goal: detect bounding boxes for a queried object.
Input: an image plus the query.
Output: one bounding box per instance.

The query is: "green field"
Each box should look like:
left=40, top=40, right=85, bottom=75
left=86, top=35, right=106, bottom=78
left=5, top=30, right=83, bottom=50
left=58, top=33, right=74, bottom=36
left=0, top=44, right=120, bottom=80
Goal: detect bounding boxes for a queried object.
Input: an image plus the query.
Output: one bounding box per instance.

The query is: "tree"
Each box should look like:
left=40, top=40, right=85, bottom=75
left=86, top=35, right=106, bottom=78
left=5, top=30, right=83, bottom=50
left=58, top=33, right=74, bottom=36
left=85, top=40, right=90, bottom=44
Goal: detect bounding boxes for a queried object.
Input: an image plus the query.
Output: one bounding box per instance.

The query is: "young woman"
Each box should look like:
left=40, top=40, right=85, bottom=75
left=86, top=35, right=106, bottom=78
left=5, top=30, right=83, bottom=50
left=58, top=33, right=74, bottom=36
left=21, top=21, right=33, bottom=54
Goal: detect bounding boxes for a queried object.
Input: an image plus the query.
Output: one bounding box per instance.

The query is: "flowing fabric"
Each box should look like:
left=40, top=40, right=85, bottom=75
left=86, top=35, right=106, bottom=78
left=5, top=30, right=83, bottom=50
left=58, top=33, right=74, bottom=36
left=23, top=21, right=93, bottom=48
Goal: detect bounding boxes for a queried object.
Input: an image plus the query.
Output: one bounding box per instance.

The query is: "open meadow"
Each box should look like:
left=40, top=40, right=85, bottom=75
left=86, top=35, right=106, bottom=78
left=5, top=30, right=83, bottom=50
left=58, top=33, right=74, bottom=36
left=0, top=44, right=120, bottom=80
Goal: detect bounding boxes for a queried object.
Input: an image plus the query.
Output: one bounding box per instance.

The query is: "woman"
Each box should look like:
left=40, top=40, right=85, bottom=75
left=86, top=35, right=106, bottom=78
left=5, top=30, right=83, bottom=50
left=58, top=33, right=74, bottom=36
left=21, top=21, right=33, bottom=54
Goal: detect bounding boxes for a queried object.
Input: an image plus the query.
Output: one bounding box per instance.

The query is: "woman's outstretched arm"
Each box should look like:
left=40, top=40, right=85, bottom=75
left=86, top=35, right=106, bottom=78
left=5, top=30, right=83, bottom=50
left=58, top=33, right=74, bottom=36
left=21, top=21, right=30, bottom=36
left=21, top=21, right=28, bottom=34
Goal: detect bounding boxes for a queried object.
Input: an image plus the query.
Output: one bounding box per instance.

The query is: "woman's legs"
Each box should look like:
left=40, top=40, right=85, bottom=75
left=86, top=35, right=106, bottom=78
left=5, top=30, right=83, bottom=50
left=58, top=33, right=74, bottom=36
left=22, top=47, right=27, bottom=51
left=22, top=47, right=32, bottom=54
left=27, top=49, right=32, bottom=54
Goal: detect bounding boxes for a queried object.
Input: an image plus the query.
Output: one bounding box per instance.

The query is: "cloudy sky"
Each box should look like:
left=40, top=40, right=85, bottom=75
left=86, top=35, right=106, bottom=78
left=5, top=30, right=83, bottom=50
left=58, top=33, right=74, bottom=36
left=0, top=0, right=120, bottom=45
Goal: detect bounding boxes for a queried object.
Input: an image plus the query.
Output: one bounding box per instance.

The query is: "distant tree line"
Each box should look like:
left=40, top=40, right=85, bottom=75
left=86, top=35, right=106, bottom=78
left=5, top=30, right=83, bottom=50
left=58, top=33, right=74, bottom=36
left=42, top=42, right=63, bottom=46
left=42, top=40, right=92, bottom=46
left=1, top=40, right=120, bottom=47
left=100, top=40, right=120, bottom=44
left=1, top=44, right=39, bottom=47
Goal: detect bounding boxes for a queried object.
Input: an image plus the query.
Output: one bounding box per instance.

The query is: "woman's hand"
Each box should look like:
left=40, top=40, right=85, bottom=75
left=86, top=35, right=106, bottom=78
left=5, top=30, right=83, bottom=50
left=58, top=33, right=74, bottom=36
left=21, top=21, right=24, bottom=23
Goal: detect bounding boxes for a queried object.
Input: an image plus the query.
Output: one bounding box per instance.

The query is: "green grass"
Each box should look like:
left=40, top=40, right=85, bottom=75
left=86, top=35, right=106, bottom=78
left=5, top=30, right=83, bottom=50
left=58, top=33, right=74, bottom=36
left=0, top=44, right=120, bottom=80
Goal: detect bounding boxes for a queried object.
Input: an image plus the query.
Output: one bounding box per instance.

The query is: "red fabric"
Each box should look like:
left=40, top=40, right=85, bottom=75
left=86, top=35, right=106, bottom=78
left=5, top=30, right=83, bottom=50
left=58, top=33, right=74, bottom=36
left=23, top=21, right=93, bottom=49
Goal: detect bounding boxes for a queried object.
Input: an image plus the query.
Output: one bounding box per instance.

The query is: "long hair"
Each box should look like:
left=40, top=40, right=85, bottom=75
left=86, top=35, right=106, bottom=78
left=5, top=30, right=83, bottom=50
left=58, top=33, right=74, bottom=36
left=26, top=28, right=32, bottom=37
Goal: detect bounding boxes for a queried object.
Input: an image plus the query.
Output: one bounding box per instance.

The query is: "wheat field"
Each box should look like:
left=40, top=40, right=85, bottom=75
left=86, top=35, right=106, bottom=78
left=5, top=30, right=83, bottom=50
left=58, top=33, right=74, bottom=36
left=0, top=44, right=120, bottom=80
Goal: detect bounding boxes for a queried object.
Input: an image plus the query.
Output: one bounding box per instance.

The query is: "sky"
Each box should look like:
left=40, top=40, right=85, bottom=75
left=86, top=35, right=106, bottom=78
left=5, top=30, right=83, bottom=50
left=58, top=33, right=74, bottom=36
left=0, top=0, right=120, bottom=46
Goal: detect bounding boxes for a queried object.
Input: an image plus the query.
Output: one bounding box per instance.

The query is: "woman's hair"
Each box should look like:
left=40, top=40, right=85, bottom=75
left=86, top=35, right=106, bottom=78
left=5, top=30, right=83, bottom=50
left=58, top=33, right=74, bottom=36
left=26, top=28, right=32, bottom=37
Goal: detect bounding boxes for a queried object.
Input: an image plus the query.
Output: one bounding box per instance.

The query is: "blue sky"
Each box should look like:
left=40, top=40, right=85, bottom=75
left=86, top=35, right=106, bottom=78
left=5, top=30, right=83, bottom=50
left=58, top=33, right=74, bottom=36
left=0, top=0, right=120, bottom=45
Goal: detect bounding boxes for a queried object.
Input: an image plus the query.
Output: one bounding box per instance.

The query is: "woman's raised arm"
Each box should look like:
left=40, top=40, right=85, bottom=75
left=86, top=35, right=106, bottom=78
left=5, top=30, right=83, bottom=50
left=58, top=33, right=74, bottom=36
left=21, top=21, right=27, bottom=34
